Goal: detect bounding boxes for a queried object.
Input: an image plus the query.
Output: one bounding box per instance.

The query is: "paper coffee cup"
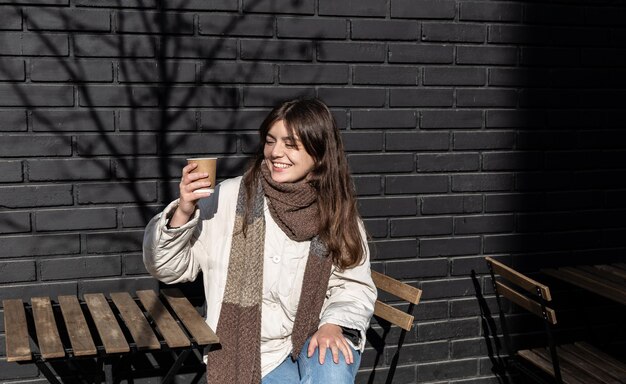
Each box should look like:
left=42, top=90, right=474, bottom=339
left=187, top=157, right=217, bottom=193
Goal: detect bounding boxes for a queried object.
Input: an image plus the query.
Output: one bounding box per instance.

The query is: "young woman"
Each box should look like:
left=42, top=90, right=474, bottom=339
left=143, top=98, right=376, bottom=383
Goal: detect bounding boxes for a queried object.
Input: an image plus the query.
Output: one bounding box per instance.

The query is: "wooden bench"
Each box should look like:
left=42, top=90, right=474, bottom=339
left=371, top=270, right=422, bottom=331
left=486, top=256, right=626, bottom=384
left=3, top=288, right=218, bottom=384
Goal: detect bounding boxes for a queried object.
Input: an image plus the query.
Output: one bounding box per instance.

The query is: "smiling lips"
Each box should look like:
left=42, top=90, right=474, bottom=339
left=272, top=162, right=291, bottom=169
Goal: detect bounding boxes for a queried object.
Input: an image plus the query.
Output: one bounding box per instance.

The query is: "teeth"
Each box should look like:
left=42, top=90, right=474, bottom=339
left=273, top=163, right=290, bottom=169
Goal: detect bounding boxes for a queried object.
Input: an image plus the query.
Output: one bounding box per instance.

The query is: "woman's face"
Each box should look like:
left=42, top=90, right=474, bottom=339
left=263, top=119, right=315, bottom=183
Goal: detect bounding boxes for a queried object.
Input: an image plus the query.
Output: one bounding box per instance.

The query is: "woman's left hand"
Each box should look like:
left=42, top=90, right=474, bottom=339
left=307, top=323, right=354, bottom=365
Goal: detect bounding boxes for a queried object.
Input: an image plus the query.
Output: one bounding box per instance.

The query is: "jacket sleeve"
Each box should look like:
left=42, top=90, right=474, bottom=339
left=318, top=223, right=377, bottom=351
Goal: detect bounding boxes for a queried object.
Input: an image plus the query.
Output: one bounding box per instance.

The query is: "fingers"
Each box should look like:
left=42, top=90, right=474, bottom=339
left=180, top=164, right=212, bottom=196
left=307, top=337, right=319, bottom=358
left=318, top=340, right=327, bottom=365
left=312, top=337, right=354, bottom=365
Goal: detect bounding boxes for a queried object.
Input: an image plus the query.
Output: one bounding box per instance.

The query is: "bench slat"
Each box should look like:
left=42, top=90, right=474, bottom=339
left=371, top=270, right=421, bottom=305
left=373, top=300, right=414, bottom=331
left=562, top=343, right=626, bottom=383
left=3, top=299, right=32, bottom=362
left=495, top=281, right=557, bottom=324
left=578, top=265, right=626, bottom=286
left=592, top=264, right=626, bottom=282
left=543, top=267, right=626, bottom=306
left=521, top=348, right=602, bottom=384
left=111, top=292, right=160, bottom=350
left=161, top=289, right=218, bottom=345
left=31, top=297, right=65, bottom=359
left=136, top=290, right=190, bottom=349
left=572, top=342, right=626, bottom=379
left=486, top=256, right=552, bottom=300
left=84, top=293, right=130, bottom=354
left=58, top=296, right=97, bottom=357
left=558, top=346, right=621, bottom=384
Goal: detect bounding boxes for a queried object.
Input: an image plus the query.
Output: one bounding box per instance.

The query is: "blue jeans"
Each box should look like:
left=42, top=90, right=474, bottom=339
left=262, top=337, right=361, bottom=384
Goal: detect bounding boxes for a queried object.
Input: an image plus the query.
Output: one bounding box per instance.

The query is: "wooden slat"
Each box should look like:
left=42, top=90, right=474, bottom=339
left=594, top=264, right=626, bottom=281
left=486, top=256, right=552, bottom=300
left=57, top=296, right=97, bottom=357
left=558, top=346, right=621, bottom=384
left=84, top=293, right=129, bottom=354
left=373, top=300, right=414, bottom=331
left=110, top=292, right=160, bottom=350
left=578, top=265, right=626, bottom=286
left=31, top=297, right=65, bottom=359
left=573, top=342, right=626, bottom=379
left=3, top=299, right=31, bottom=362
left=542, top=267, right=626, bottom=306
left=521, top=348, right=602, bottom=384
left=371, top=270, right=421, bottom=304
left=495, top=281, right=557, bottom=324
left=136, top=290, right=189, bottom=348
left=161, top=289, right=218, bottom=345
left=562, top=344, right=626, bottom=383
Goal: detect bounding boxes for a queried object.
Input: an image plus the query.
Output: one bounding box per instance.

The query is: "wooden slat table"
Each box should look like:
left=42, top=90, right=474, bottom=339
left=542, top=263, right=626, bottom=306
left=2, top=289, right=218, bottom=384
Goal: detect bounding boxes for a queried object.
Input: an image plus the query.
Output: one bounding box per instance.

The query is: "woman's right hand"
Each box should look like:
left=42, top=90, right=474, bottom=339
left=169, top=163, right=212, bottom=227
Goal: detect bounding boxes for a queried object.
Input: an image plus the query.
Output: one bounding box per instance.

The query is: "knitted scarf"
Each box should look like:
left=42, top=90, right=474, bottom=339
left=206, top=167, right=334, bottom=384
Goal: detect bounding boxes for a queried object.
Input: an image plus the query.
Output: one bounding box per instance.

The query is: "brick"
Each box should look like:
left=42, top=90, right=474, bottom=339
left=421, top=195, right=482, bottom=215
left=519, top=90, right=582, bottom=109
left=121, top=109, right=196, bottom=131
left=0, top=85, right=73, bottom=107
left=243, top=0, right=314, bottom=14
left=459, top=2, right=522, bottom=22
left=453, top=131, right=515, bottom=150
left=0, top=358, right=37, bottom=380
left=279, top=64, right=347, bottom=84
left=79, top=276, right=158, bottom=295
left=278, top=17, right=347, bottom=39
left=0, top=160, right=22, bottom=182
left=422, top=23, right=485, bottom=43
left=389, top=43, right=454, bottom=63
left=358, top=197, right=417, bottom=217
left=421, top=110, right=483, bottom=129
left=457, top=46, right=518, bottom=65
left=119, top=60, right=196, bottom=83
left=369, top=240, right=418, bottom=259
left=352, top=110, right=416, bottom=129
left=41, top=255, right=121, bottom=280
left=348, top=154, right=414, bottom=174
left=200, top=62, right=273, bottom=84
left=77, top=181, right=157, bottom=204
left=457, top=89, right=517, bottom=108
left=113, top=157, right=182, bottom=179
left=0, top=6, right=21, bottom=30
left=0, top=135, right=71, bottom=157
left=390, top=89, right=453, bottom=107
left=418, top=318, right=479, bottom=343
left=36, top=207, right=117, bottom=231
left=483, top=233, right=543, bottom=253
left=0, top=110, right=26, bottom=132
left=116, top=11, right=193, bottom=34
left=452, top=174, right=513, bottom=192
left=351, top=19, right=418, bottom=40
left=418, top=153, right=480, bottom=172
left=199, top=14, right=274, bottom=37
left=164, top=133, right=238, bottom=154
left=524, top=3, right=585, bottom=25
left=27, top=8, right=110, bottom=31
left=352, top=175, right=382, bottom=196
left=385, top=175, right=448, bottom=194
left=0, top=212, right=30, bottom=234
left=0, top=281, right=76, bottom=303
left=161, top=37, right=237, bottom=59
left=318, top=88, right=385, bottom=107
left=454, top=214, right=514, bottom=235
left=391, top=217, right=452, bottom=237
left=319, top=0, right=386, bottom=17
left=200, top=110, right=267, bottom=132
left=353, top=65, right=418, bottom=85
left=0, top=59, right=24, bottom=80
left=362, top=219, right=387, bottom=238
left=84, top=230, right=144, bottom=253
left=386, top=132, right=449, bottom=151
left=76, top=0, right=156, bottom=7
left=317, top=42, right=386, bottom=63
left=28, top=158, right=111, bottom=181
left=418, top=359, right=478, bottom=382
left=423, top=67, right=486, bottom=86
left=486, top=110, right=545, bottom=128
left=121, top=205, right=163, bottom=228
left=0, top=185, right=73, bottom=208
left=488, top=25, right=546, bottom=45
left=24, top=32, right=70, bottom=56
left=124, top=253, right=148, bottom=274
left=392, top=0, right=455, bottom=19
left=31, top=59, right=113, bottom=82
left=521, top=47, right=579, bottom=67
left=74, top=34, right=156, bottom=57
left=79, top=85, right=158, bottom=107
left=76, top=134, right=157, bottom=155
left=0, top=260, right=36, bottom=283
left=482, top=151, right=543, bottom=171
left=390, top=259, right=449, bottom=280
left=342, top=132, right=383, bottom=152
left=161, top=0, right=236, bottom=10
left=420, top=237, right=481, bottom=257
left=391, top=341, right=450, bottom=365
left=168, top=86, right=239, bottom=107
left=1, top=233, right=79, bottom=258
left=243, top=87, right=315, bottom=107
left=450, top=296, right=497, bottom=317
left=32, top=110, right=115, bottom=131
left=484, top=193, right=545, bottom=213
left=241, top=39, right=313, bottom=61
left=0, top=32, right=21, bottom=55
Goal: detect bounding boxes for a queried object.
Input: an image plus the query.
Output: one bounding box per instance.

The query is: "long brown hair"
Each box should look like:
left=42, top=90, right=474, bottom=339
left=242, top=98, right=365, bottom=269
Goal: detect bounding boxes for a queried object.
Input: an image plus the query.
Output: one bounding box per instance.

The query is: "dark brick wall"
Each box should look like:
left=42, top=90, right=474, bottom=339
left=1, top=1, right=625, bottom=383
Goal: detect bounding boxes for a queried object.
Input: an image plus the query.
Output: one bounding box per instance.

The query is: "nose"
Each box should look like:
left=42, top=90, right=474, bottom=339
left=271, top=141, right=285, bottom=158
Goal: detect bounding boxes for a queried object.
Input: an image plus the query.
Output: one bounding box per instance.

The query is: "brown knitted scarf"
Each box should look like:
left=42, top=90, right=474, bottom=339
left=206, top=168, right=334, bottom=384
